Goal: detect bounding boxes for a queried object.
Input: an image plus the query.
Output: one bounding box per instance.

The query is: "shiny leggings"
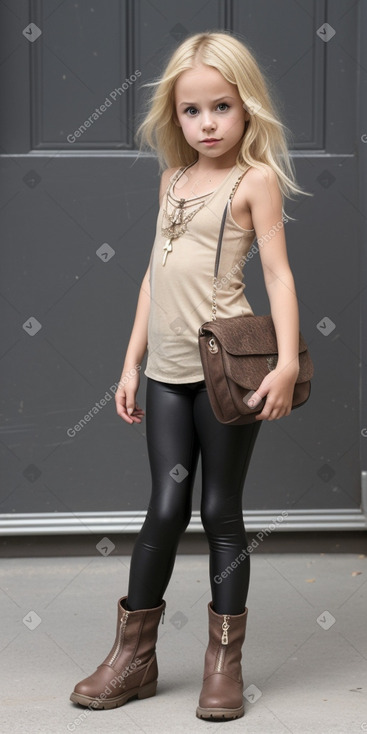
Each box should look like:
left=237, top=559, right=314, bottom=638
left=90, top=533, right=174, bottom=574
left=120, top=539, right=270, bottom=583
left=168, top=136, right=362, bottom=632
left=126, top=377, right=262, bottom=615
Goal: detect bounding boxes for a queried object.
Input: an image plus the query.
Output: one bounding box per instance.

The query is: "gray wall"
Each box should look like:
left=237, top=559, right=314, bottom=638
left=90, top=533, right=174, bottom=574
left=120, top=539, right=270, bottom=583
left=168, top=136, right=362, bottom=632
left=0, top=0, right=366, bottom=535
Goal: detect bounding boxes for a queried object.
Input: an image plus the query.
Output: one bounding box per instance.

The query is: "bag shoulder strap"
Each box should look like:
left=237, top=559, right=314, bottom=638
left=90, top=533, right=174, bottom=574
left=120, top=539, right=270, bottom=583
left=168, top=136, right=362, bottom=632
left=211, top=171, right=248, bottom=320
left=213, top=171, right=248, bottom=279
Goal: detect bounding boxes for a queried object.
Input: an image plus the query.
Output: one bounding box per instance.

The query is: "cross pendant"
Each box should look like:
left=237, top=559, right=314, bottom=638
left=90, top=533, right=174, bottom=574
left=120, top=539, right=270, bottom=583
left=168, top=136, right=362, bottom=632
left=162, top=238, right=173, bottom=266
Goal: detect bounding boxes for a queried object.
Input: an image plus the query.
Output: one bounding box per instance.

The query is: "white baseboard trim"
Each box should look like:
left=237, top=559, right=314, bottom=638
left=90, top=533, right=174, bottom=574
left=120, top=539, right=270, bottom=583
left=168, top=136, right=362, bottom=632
left=0, top=508, right=366, bottom=535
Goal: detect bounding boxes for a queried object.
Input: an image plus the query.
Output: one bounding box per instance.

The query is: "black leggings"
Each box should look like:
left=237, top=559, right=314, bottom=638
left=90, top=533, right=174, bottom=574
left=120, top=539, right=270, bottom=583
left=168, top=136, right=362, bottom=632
left=126, top=377, right=262, bottom=615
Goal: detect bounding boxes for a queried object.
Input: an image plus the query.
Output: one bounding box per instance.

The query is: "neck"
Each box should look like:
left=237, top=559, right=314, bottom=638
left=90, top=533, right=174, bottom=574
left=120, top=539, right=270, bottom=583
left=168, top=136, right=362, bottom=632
left=190, top=139, right=243, bottom=174
left=191, top=160, right=235, bottom=175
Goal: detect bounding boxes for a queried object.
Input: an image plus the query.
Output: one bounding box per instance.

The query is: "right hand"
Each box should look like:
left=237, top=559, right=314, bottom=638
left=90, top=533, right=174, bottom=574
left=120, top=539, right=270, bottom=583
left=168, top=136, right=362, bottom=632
left=115, top=371, right=145, bottom=425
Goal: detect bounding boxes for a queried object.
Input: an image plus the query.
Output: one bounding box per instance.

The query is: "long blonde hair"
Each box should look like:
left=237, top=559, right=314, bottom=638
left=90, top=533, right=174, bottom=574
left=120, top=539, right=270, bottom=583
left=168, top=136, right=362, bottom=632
left=136, top=31, right=312, bottom=211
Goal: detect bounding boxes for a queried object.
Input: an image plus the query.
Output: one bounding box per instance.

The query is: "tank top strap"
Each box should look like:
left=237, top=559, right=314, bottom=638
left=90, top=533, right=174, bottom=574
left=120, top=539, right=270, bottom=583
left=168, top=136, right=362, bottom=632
left=209, top=163, right=250, bottom=211
left=163, top=162, right=250, bottom=212
left=228, top=167, right=249, bottom=201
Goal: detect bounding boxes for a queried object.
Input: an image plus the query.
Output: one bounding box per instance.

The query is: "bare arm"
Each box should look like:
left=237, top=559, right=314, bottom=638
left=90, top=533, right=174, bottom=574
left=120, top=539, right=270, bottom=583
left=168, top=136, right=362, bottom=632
left=245, top=166, right=300, bottom=420
left=120, top=265, right=151, bottom=375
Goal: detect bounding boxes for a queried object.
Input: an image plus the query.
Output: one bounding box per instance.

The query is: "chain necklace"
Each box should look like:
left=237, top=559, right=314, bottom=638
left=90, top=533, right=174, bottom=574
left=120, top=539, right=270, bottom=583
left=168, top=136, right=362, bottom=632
left=161, top=163, right=215, bottom=266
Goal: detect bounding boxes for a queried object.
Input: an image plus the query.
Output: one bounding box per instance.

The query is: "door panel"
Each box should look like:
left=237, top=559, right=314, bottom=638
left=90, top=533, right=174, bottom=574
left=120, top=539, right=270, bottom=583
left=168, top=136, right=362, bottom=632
left=0, top=0, right=365, bottom=534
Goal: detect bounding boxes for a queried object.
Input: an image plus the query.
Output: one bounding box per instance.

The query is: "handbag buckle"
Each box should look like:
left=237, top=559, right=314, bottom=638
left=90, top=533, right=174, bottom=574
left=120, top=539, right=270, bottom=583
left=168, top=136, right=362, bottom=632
left=208, top=337, right=218, bottom=354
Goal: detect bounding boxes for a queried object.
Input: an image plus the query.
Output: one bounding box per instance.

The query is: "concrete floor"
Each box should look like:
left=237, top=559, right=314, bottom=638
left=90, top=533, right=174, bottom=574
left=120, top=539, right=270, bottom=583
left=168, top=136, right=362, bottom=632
left=1, top=551, right=366, bottom=734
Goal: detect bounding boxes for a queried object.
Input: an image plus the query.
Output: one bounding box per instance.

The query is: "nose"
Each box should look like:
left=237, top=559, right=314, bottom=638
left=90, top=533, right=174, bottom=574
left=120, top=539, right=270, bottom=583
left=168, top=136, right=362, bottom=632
left=201, top=110, right=216, bottom=132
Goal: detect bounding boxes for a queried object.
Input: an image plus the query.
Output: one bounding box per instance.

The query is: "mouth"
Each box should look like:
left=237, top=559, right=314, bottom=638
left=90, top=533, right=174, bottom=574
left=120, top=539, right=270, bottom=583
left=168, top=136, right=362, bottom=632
left=201, top=138, right=222, bottom=145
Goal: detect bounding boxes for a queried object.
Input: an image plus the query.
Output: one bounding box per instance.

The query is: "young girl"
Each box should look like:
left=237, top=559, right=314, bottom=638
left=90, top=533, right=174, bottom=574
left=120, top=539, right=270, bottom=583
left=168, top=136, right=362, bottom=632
left=70, top=30, right=308, bottom=721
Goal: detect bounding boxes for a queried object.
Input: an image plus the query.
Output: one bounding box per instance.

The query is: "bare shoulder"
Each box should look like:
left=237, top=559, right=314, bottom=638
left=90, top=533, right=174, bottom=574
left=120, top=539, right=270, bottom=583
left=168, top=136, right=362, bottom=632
left=232, top=164, right=281, bottom=230
left=159, top=166, right=181, bottom=206
left=242, top=164, right=280, bottom=200
left=244, top=163, right=279, bottom=187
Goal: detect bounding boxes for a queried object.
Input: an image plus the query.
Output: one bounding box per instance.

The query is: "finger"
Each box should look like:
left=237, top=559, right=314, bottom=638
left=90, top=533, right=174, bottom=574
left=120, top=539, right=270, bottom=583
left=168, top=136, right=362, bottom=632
left=257, top=406, right=284, bottom=421
left=246, top=390, right=264, bottom=408
left=131, top=403, right=145, bottom=413
left=120, top=406, right=142, bottom=423
left=122, top=405, right=145, bottom=424
left=255, top=402, right=273, bottom=420
left=246, top=391, right=259, bottom=408
left=255, top=410, right=270, bottom=420
left=125, top=393, right=139, bottom=416
left=118, top=406, right=133, bottom=422
left=115, top=396, right=134, bottom=422
left=129, top=408, right=145, bottom=418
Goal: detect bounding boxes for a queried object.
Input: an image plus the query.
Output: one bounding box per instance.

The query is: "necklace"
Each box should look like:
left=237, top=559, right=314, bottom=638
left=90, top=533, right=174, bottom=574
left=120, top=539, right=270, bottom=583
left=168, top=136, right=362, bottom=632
left=161, top=163, right=214, bottom=266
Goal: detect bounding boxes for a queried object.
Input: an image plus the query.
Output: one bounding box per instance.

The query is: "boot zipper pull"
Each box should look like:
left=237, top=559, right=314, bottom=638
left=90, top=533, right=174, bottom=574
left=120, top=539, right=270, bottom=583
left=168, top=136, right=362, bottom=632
left=161, top=608, right=165, bottom=625
left=221, top=615, right=230, bottom=645
left=121, top=610, right=129, bottom=630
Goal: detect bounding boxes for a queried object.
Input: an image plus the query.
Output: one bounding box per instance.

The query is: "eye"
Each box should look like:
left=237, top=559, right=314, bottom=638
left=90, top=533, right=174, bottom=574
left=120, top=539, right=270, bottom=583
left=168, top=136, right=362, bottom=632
left=184, top=106, right=198, bottom=116
left=217, top=103, right=229, bottom=112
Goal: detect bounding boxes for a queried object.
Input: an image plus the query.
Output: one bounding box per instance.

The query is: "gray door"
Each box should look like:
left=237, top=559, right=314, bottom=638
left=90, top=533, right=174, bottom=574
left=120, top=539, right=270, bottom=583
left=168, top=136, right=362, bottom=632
left=1, top=0, right=366, bottom=536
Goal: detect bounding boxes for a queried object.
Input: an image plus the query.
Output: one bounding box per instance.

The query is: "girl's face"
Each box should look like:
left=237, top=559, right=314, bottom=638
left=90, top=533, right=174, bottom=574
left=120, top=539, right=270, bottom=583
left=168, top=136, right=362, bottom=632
left=174, top=63, right=249, bottom=166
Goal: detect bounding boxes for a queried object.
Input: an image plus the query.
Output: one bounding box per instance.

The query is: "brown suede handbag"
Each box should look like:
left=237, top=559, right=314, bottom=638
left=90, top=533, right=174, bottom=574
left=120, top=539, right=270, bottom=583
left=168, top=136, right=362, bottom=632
left=198, top=191, right=314, bottom=426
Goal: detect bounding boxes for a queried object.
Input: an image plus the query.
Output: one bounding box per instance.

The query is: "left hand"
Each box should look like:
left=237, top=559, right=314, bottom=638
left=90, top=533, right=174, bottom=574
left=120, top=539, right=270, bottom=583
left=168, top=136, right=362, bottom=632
left=247, top=364, right=299, bottom=421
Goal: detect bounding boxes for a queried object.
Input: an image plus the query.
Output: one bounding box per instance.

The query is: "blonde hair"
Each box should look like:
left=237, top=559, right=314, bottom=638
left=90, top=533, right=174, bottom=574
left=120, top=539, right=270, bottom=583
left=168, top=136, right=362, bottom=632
left=136, top=31, right=312, bottom=213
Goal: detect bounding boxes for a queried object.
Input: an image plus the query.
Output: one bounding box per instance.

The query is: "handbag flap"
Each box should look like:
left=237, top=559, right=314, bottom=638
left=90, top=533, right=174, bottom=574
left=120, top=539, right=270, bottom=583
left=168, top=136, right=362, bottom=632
left=221, top=350, right=314, bottom=386
left=201, top=314, right=309, bottom=356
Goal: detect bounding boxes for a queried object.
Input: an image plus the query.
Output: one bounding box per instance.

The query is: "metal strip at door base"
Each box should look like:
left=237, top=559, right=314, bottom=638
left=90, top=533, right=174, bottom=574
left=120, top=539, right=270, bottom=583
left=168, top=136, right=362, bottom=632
left=0, top=508, right=366, bottom=535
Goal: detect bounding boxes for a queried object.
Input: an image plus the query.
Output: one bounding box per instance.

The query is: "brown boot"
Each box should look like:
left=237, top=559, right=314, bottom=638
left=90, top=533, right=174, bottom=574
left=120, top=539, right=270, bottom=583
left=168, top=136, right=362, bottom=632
left=70, top=595, right=166, bottom=709
left=196, top=601, right=248, bottom=720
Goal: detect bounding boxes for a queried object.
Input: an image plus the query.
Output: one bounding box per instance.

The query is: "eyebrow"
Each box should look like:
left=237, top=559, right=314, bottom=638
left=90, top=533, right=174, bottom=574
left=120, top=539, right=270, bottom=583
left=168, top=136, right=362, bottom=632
left=178, top=96, right=236, bottom=107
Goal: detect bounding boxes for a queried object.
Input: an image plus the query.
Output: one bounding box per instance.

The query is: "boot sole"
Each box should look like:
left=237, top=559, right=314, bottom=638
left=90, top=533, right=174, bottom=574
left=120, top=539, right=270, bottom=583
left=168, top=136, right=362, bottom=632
left=70, top=680, right=157, bottom=709
left=196, top=703, right=244, bottom=720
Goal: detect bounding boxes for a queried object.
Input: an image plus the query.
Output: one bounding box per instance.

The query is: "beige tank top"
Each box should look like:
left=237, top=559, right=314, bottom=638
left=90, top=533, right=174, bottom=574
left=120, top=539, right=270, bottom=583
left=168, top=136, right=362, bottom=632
left=144, top=163, right=256, bottom=384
